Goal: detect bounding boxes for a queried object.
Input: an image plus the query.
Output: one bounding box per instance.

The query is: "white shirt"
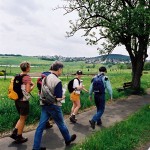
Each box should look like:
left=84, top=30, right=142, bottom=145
left=73, top=78, right=82, bottom=94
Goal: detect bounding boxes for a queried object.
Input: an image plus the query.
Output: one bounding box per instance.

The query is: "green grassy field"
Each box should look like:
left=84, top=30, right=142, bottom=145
left=0, top=71, right=150, bottom=133
left=0, top=56, right=50, bottom=65
left=0, top=55, right=113, bottom=75
left=0, top=56, right=150, bottom=149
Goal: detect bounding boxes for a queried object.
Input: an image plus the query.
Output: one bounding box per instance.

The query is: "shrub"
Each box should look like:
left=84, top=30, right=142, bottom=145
left=0, top=72, right=4, bottom=76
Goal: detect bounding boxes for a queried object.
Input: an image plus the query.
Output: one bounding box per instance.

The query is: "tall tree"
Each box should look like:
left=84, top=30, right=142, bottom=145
left=61, top=0, right=150, bottom=90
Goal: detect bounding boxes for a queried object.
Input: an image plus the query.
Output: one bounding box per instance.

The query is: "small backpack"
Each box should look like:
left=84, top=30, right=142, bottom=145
left=92, top=75, right=105, bottom=94
left=8, top=74, right=27, bottom=100
left=37, top=71, right=51, bottom=94
left=68, top=78, right=80, bottom=93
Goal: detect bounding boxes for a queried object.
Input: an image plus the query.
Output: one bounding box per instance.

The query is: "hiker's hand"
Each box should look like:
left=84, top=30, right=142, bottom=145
left=30, top=82, right=35, bottom=91
left=77, top=85, right=83, bottom=90
left=30, top=81, right=34, bottom=85
left=62, top=96, right=66, bottom=100
left=57, top=96, right=66, bottom=102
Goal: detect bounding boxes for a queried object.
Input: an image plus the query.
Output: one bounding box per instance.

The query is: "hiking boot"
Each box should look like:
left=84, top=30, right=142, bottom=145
left=65, top=134, right=77, bottom=146
left=45, top=121, right=53, bottom=129
left=97, top=119, right=102, bottom=126
left=32, top=147, right=46, bottom=150
left=69, top=115, right=76, bottom=123
left=89, top=120, right=95, bottom=129
left=15, top=135, right=28, bottom=144
left=74, top=116, right=77, bottom=121
left=10, top=128, right=18, bottom=140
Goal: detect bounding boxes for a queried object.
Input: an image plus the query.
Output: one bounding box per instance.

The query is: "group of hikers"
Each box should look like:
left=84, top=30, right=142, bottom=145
left=9, top=61, right=113, bottom=150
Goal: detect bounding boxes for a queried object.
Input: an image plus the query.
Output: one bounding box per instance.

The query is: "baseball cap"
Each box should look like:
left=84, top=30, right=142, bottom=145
left=76, top=70, right=83, bottom=75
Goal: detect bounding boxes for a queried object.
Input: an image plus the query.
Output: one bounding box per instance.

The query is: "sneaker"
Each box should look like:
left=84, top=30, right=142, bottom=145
left=74, top=116, right=77, bottom=121
left=97, top=119, right=102, bottom=126
left=45, top=121, right=53, bottom=129
left=32, top=147, right=46, bottom=150
left=89, top=120, right=95, bottom=129
left=65, top=134, right=77, bottom=146
left=15, top=135, right=28, bottom=144
left=69, top=115, right=76, bottom=123
left=10, top=128, right=18, bottom=140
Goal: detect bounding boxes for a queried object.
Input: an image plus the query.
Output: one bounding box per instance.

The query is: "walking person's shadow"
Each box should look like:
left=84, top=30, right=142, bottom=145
left=8, top=141, right=27, bottom=150
left=72, top=122, right=90, bottom=134
left=42, top=127, right=77, bottom=150
left=42, top=128, right=64, bottom=149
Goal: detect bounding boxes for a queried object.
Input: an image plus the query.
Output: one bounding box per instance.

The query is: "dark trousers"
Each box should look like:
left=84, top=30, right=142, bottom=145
left=92, top=93, right=105, bottom=123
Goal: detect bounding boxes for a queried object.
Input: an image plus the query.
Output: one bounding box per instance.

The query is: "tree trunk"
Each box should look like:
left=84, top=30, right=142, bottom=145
left=131, top=57, right=143, bottom=90
left=126, top=38, right=147, bottom=92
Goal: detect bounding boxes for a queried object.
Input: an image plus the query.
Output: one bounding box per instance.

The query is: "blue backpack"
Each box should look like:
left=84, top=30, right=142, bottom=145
left=92, top=75, right=105, bottom=94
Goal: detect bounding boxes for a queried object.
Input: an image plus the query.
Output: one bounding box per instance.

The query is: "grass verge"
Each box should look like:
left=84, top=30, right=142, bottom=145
left=72, top=105, right=150, bottom=150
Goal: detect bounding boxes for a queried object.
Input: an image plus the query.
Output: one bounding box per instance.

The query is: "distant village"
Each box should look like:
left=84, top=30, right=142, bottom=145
left=0, top=54, right=149, bottom=64
left=38, top=54, right=131, bottom=64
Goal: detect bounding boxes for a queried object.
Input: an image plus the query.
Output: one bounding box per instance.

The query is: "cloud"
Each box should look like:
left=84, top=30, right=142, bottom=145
left=1, top=0, right=40, bottom=16
left=0, top=23, right=14, bottom=32
left=0, top=0, right=96, bottom=57
left=2, top=0, right=147, bottom=59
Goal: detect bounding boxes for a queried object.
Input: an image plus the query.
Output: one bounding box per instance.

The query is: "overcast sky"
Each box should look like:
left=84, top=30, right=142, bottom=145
left=0, top=0, right=146, bottom=58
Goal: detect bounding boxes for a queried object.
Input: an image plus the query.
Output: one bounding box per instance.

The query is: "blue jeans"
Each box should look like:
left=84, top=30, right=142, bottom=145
left=33, top=104, right=71, bottom=150
left=92, top=93, right=105, bottom=123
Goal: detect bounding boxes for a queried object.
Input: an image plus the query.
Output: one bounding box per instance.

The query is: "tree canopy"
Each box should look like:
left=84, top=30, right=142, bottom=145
left=62, top=0, right=149, bottom=54
left=61, top=0, right=150, bottom=90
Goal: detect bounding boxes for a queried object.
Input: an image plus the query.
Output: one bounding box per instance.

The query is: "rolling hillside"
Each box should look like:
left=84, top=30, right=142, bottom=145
left=88, top=54, right=130, bottom=63
left=0, top=54, right=130, bottom=64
